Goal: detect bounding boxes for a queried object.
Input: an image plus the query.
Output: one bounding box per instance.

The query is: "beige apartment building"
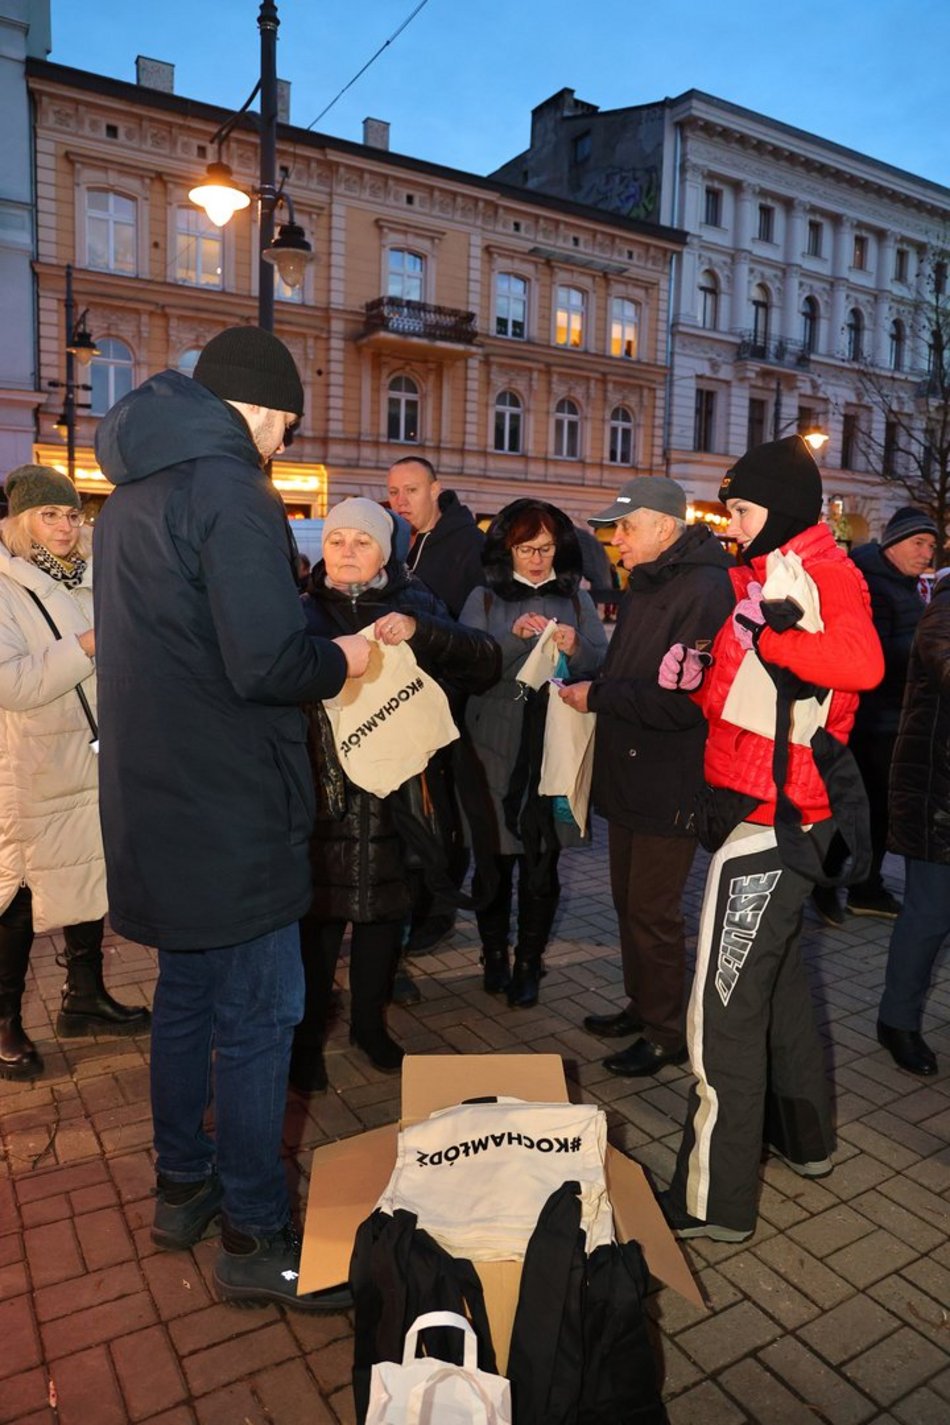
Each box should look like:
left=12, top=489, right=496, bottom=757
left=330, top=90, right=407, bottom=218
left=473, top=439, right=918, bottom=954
left=24, top=58, right=684, bottom=523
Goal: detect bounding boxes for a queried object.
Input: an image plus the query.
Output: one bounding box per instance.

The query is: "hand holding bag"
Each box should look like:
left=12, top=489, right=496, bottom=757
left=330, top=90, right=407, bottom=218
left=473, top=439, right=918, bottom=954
left=365, top=1311, right=512, bottom=1425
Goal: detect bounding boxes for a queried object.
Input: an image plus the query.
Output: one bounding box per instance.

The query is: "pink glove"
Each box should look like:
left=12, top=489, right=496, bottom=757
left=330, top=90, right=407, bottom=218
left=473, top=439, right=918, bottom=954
left=733, top=581, right=765, bottom=651
left=659, top=643, right=712, bottom=691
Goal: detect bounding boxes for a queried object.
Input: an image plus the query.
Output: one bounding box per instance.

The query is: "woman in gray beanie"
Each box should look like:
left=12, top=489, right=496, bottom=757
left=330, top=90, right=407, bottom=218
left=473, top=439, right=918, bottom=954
left=0, top=465, right=150, bottom=1079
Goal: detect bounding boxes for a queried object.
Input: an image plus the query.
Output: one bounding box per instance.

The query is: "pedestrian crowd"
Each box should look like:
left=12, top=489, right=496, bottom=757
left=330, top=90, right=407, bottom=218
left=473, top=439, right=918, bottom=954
left=0, top=326, right=945, bottom=1314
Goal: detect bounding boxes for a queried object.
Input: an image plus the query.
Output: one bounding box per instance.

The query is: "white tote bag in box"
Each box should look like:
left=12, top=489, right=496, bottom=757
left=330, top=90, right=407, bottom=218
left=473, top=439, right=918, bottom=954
left=365, top=1311, right=512, bottom=1425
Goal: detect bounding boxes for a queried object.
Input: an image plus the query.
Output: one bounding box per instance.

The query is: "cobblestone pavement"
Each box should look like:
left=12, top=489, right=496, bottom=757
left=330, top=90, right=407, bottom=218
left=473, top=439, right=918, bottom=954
left=1, top=828, right=947, bottom=1425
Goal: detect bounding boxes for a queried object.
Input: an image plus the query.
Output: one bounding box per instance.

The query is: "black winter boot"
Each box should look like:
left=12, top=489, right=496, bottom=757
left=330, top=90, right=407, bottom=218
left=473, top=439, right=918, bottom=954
left=56, top=948, right=151, bottom=1037
left=214, top=1220, right=352, bottom=1312
left=349, top=923, right=404, bottom=1073
left=481, top=943, right=510, bottom=994
left=506, top=950, right=542, bottom=1009
left=291, top=920, right=337, bottom=1095
left=0, top=1010, right=43, bottom=1081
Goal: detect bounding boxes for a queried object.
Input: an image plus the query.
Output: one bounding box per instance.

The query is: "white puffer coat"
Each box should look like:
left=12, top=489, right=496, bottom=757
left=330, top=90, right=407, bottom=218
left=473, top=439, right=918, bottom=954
left=0, top=542, right=105, bottom=931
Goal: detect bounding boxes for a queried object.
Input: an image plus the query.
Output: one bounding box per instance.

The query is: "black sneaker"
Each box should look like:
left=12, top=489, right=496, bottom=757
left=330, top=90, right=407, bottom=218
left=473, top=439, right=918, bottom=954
left=846, top=889, right=902, bottom=919
left=656, top=1189, right=752, bottom=1243
left=152, top=1173, right=224, bottom=1250
left=214, top=1222, right=353, bottom=1312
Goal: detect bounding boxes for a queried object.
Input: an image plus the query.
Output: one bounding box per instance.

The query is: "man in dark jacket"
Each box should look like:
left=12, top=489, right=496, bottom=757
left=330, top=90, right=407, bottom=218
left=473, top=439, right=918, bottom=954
left=94, top=327, right=369, bottom=1311
left=559, top=477, right=733, bottom=1076
left=813, top=505, right=938, bottom=925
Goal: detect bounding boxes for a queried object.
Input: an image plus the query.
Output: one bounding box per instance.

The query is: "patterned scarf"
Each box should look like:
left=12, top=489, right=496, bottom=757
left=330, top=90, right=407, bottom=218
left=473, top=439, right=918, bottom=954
left=30, top=541, right=87, bottom=590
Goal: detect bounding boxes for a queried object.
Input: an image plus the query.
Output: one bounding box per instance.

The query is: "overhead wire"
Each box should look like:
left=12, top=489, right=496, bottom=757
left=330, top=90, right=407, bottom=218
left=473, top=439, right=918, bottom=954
left=304, top=0, right=433, bottom=132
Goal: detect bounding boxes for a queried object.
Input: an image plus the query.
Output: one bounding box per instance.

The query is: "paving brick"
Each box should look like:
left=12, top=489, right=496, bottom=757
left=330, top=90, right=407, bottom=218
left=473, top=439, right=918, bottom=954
left=111, top=1324, right=188, bottom=1420
left=825, top=1228, right=920, bottom=1291
left=0, top=1293, right=41, bottom=1380
left=893, top=1386, right=950, bottom=1425
left=798, top=1293, right=900, bottom=1365
left=22, top=1217, right=84, bottom=1288
left=193, top=1382, right=268, bottom=1425
left=716, top=1252, right=820, bottom=1329
left=42, top=1290, right=157, bottom=1361
left=73, top=1204, right=135, bottom=1271
left=0, top=1368, right=50, bottom=1425
left=108, top=1150, right=158, bottom=1203
left=0, top=1257, right=29, bottom=1299
left=758, top=1338, right=875, bottom=1425
left=719, top=1359, right=824, bottom=1424
left=842, top=1324, right=948, bottom=1405
left=50, top=1344, right=128, bottom=1425
left=70, top=1181, right=119, bottom=1215
left=665, top=1378, right=749, bottom=1423
left=675, top=1301, right=782, bottom=1374
left=168, top=1302, right=282, bottom=1357
left=14, top=1158, right=108, bottom=1205
left=138, top=1410, right=197, bottom=1425
left=141, top=1250, right=215, bottom=1319
left=181, top=1320, right=299, bottom=1396
left=786, top=1203, right=875, bottom=1259
left=867, top=1271, right=950, bottom=1348
left=249, top=1357, right=337, bottom=1423
left=307, top=1335, right=356, bottom=1394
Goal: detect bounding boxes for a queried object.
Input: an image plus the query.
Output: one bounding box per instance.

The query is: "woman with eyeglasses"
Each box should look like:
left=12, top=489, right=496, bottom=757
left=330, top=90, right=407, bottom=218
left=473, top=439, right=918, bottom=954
left=0, top=465, right=150, bottom=1081
left=460, top=499, right=608, bottom=1006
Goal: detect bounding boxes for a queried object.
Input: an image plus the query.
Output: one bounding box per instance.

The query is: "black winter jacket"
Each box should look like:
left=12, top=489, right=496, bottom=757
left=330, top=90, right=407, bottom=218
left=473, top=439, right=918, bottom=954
left=406, top=489, right=485, bottom=618
left=93, top=371, right=347, bottom=950
left=888, top=578, right=950, bottom=864
left=851, top=541, right=927, bottom=736
left=588, top=524, right=734, bottom=836
left=302, top=560, right=499, bottom=922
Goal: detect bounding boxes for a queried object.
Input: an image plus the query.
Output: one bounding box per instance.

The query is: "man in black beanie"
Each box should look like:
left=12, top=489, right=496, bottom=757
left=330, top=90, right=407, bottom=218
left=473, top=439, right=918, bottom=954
left=813, top=504, right=939, bottom=925
left=93, top=327, right=370, bottom=1311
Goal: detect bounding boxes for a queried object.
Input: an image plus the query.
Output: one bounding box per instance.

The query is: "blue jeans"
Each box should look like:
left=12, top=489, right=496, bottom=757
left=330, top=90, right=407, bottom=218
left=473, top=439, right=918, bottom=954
left=880, top=858, right=950, bottom=1030
left=150, top=921, right=304, bottom=1235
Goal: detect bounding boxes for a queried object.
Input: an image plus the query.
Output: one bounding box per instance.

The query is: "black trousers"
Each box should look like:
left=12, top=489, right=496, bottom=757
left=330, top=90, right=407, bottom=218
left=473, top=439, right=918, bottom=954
left=474, top=852, right=560, bottom=956
left=296, top=915, right=401, bottom=1047
left=846, top=729, right=895, bottom=898
left=0, top=886, right=102, bottom=1008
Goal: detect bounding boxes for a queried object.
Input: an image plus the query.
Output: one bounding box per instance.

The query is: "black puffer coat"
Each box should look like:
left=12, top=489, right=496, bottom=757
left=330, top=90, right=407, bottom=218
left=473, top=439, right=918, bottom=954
left=888, top=577, right=950, bottom=864
left=851, top=541, right=927, bottom=736
left=302, top=558, right=500, bottom=922
left=588, top=523, right=734, bottom=837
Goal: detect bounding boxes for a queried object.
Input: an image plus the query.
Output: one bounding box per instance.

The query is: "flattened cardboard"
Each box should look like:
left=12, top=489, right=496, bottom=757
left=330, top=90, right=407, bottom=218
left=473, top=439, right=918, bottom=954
left=300, top=1054, right=702, bottom=1314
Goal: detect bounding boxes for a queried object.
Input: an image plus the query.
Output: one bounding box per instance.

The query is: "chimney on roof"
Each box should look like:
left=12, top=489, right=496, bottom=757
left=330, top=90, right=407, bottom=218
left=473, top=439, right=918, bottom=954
left=135, top=56, right=175, bottom=93
left=363, top=118, right=390, bottom=151
left=277, top=79, right=291, bottom=124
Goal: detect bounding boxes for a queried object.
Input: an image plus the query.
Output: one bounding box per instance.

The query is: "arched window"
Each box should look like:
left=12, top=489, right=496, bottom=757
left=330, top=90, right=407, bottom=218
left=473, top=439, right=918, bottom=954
left=801, top=295, right=819, bottom=354
left=85, top=189, right=136, bottom=274
left=608, top=406, right=635, bottom=466
left=751, top=284, right=770, bottom=351
left=610, top=298, right=639, bottom=359
left=495, top=274, right=527, bottom=340
left=177, top=347, right=201, bottom=376
left=387, top=249, right=424, bottom=302
left=889, top=319, right=905, bottom=371
left=554, top=397, right=580, bottom=459
left=698, top=271, right=719, bottom=331
left=387, top=375, right=419, bottom=443
left=90, top=337, right=134, bottom=415
left=846, top=308, right=864, bottom=362
left=494, top=390, right=522, bottom=453
left=174, top=206, right=222, bottom=288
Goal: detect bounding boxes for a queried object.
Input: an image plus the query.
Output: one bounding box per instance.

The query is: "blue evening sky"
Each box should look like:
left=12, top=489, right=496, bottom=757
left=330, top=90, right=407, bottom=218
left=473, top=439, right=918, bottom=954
left=47, top=0, right=950, bottom=190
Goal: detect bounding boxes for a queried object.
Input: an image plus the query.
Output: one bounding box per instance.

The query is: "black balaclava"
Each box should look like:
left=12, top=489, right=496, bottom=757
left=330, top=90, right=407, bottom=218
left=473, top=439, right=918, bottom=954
left=719, top=435, right=824, bottom=561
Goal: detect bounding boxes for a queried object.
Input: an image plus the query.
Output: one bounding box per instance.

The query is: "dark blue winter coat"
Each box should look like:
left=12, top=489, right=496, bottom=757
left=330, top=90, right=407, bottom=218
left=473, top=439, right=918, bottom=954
left=93, top=370, right=347, bottom=950
left=850, top=541, right=927, bottom=736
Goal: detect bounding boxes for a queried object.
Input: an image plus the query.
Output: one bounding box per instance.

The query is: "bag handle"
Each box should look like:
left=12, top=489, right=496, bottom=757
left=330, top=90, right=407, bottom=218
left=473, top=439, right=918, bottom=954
left=24, top=588, right=99, bottom=746
left=404, top=1367, right=493, bottom=1425
left=402, top=1311, right=477, bottom=1370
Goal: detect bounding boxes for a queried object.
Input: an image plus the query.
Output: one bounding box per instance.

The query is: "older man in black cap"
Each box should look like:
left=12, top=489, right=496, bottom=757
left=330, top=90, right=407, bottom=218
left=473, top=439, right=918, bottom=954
left=559, top=477, right=733, bottom=1075
left=94, top=327, right=370, bottom=1312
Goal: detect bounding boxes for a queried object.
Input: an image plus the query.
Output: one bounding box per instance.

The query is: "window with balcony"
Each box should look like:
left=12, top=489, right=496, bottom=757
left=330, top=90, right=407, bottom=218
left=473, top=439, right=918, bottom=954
left=894, top=247, right=908, bottom=282
left=704, top=187, right=722, bottom=227
left=610, top=298, right=639, bottom=359
left=86, top=190, right=136, bottom=275
left=387, top=248, right=424, bottom=301
left=494, top=390, right=522, bottom=454
left=90, top=337, right=134, bottom=415
left=801, top=295, right=819, bottom=354
left=693, top=387, right=716, bottom=452
left=174, top=207, right=222, bottom=288
left=846, top=308, right=864, bottom=361
left=387, top=374, right=420, bottom=443
left=751, top=284, right=770, bottom=351
left=555, top=286, right=585, bottom=348
left=553, top=397, right=580, bottom=458
left=495, top=273, right=527, bottom=340
left=757, top=204, right=774, bottom=243
left=889, top=319, right=905, bottom=371
left=747, top=397, right=766, bottom=449
left=699, top=271, right=720, bottom=330
left=807, top=220, right=823, bottom=257
left=852, top=234, right=868, bottom=270
left=608, top=406, right=634, bottom=465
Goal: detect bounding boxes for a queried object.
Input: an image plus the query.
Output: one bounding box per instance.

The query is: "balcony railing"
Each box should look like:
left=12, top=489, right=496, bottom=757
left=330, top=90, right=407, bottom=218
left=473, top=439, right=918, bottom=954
left=735, top=333, right=811, bottom=369
left=363, top=297, right=478, bottom=344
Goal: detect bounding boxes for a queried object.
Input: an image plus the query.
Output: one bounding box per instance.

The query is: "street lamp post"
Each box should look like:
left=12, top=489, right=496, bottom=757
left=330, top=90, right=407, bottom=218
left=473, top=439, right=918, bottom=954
left=188, top=0, right=311, bottom=332
left=48, top=263, right=97, bottom=483
left=772, top=377, right=829, bottom=453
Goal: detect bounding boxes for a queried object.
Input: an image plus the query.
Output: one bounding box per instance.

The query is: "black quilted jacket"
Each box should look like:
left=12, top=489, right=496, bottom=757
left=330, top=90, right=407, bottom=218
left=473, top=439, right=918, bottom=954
left=888, top=578, right=950, bottom=864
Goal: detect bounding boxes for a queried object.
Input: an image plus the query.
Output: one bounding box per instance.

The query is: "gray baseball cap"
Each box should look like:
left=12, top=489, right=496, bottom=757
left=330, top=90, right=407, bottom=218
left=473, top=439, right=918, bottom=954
left=588, top=476, right=687, bottom=526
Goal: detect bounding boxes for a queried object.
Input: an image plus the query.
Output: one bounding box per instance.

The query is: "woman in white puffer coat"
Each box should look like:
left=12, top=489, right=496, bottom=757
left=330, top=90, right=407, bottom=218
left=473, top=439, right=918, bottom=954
left=0, top=464, right=149, bottom=1081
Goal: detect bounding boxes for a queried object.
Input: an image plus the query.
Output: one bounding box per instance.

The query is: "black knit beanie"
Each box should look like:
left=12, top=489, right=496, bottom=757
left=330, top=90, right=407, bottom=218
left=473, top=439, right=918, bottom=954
left=719, top=435, right=823, bottom=560
left=193, top=326, right=304, bottom=416
left=880, top=506, right=938, bottom=551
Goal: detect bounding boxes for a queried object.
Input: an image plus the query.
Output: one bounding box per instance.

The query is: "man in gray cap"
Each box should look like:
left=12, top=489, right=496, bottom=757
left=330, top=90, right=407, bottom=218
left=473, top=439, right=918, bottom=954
left=94, top=327, right=370, bottom=1312
left=559, top=477, right=733, bottom=1075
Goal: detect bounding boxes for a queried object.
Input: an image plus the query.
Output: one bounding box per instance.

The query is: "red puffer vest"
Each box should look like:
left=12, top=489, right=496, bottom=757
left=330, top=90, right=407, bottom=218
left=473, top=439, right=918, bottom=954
left=699, top=522, right=884, bottom=825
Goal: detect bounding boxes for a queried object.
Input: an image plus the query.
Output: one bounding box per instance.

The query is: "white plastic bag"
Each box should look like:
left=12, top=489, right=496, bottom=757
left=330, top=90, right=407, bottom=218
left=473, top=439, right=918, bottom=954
left=365, top=1311, right=512, bottom=1425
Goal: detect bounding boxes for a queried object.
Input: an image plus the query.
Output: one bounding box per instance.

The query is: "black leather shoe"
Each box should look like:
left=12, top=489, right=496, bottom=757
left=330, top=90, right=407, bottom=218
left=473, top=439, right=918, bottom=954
left=603, top=1038, right=688, bottom=1077
left=582, top=1007, right=644, bottom=1039
left=0, top=1014, right=43, bottom=1081
left=876, top=1020, right=937, bottom=1076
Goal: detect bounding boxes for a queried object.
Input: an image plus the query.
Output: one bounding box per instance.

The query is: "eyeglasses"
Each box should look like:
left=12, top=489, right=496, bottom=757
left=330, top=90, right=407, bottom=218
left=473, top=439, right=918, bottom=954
left=38, top=509, right=83, bottom=528
left=514, top=543, right=555, bottom=558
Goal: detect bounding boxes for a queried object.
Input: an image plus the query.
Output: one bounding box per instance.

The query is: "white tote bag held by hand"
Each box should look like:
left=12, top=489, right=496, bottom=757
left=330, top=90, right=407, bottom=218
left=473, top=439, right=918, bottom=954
left=365, top=1311, right=512, bottom=1425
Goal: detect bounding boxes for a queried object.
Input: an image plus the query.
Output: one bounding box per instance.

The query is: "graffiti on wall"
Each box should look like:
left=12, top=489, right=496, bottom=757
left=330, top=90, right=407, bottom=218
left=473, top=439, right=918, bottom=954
left=581, top=166, right=659, bottom=221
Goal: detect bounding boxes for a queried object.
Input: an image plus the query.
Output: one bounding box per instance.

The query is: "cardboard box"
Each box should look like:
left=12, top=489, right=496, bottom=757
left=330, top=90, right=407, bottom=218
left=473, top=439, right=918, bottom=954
left=301, top=1054, right=704, bottom=1365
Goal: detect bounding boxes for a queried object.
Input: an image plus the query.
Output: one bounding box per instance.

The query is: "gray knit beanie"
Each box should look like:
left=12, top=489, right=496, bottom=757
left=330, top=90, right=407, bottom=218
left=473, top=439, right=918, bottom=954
left=4, top=464, right=81, bottom=515
left=323, top=498, right=392, bottom=563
